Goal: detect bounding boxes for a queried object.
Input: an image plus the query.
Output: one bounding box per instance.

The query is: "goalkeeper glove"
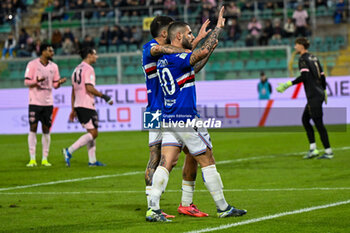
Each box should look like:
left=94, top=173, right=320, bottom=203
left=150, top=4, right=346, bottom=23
left=101, top=94, right=113, bottom=104
left=276, top=81, right=292, bottom=93
left=324, top=90, right=328, bottom=105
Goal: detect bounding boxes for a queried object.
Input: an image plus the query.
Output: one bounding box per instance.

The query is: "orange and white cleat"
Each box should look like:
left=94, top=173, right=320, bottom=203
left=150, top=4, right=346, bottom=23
left=178, top=203, right=209, bottom=217
left=161, top=210, right=175, bottom=219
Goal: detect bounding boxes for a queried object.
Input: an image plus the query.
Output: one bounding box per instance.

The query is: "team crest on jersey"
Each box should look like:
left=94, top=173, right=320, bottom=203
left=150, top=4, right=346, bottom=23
left=179, top=53, right=188, bottom=59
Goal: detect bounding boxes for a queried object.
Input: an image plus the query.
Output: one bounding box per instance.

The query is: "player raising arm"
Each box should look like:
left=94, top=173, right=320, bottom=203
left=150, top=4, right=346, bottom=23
left=143, top=16, right=212, bottom=219
left=62, top=47, right=113, bottom=167
left=24, top=43, right=66, bottom=167
left=147, top=7, right=247, bottom=222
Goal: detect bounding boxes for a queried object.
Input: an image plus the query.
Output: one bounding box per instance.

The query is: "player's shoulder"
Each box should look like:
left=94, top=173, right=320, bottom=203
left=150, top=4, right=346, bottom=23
left=143, top=39, right=158, bottom=50
left=27, top=58, right=39, bottom=66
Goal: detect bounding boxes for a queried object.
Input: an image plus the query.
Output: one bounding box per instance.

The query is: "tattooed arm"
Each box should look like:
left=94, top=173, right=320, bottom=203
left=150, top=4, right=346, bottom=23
left=190, top=6, right=225, bottom=66
left=150, top=44, right=190, bottom=56
left=193, top=40, right=218, bottom=73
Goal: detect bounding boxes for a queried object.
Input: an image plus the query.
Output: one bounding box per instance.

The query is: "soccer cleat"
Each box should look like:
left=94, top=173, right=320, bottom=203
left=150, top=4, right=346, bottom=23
left=62, top=148, right=72, bottom=167
left=146, top=208, right=172, bottom=222
left=303, top=149, right=319, bottom=159
left=178, top=203, right=209, bottom=217
left=88, top=161, right=106, bottom=167
left=317, top=153, right=334, bottom=159
left=217, top=205, right=247, bottom=218
left=161, top=210, right=175, bottom=218
left=41, top=159, right=52, bottom=167
left=26, top=160, right=37, bottom=167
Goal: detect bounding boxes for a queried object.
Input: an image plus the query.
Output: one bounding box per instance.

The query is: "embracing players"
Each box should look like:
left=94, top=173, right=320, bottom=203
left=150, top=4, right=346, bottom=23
left=143, top=16, right=212, bottom=220
left=147, top=7, right=247, bottom=222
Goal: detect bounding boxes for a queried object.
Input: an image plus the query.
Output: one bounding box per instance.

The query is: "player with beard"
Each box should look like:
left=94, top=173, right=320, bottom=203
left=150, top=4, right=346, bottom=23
left=276, top=37, right=333, bottom=159
left=146, top=7, right=247, bottom=222
left=143, top=16, right=211, bottom=219
left=24, top=43, right=67, bottom=167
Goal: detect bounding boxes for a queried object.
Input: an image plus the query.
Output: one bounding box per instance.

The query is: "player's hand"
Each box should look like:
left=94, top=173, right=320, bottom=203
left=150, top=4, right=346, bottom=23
left=59, top=77, right=67, bottom=85
left=185, top=49, right=192, bottom=53
left=276, top=81, right=292, bottom=93
left=216, top=6, right=225, bottom=29
left=197, top=19, right=212, bottom=40
left=102, top=94, right=113, bottom=105
left=324, top=90, right=328, bottom=104
left=36, top=76, right=45, bottom=82
left=69, top=110, right=76, bottom=122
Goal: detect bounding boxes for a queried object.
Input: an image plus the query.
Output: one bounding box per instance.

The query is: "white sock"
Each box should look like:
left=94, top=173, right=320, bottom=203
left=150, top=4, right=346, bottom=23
left=149, top=166, right=169, bottom=210
left=28, top=132, right=36, bottom=160
left=42, top=133, right=51, bottom=160
left=87, top=139, right=96, bottom=163
left=310, top=143, right=316, bottom=151
left=202, top=164, right=228, bottom=211
left=181, top=180, right=195, bottom=207
left=325, top=148, right=333, bottom=154
left=68, top=133, right=93, bottom=154
left=146, top=186, right=152, bottom=208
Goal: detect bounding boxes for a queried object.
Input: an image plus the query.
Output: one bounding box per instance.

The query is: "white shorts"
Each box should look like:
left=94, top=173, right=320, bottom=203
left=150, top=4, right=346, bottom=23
left=162, top=122, right=213, bottom=156
left=149, top=129, right=162, bottom=146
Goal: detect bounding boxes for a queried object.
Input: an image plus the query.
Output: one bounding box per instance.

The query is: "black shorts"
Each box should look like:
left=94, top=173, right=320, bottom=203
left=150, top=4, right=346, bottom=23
left=75, top=107, right=98, bottom=129
left=306, top=99, right=323, bottom=118
left=28, top=105, right=53, bottom=127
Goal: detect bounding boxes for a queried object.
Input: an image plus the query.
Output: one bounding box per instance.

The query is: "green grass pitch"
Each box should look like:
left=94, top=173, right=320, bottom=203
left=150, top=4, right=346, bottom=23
left=0, top=126, right=349, bottom=233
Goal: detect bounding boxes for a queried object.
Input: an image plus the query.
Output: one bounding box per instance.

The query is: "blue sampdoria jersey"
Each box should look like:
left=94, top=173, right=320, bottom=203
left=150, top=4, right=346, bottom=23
left=142, top=39, right=163, bottom=112
left=157, top=52, right=198, bottom=122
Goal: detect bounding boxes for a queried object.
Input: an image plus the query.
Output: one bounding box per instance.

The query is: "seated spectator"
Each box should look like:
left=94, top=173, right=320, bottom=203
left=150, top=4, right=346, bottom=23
left=316, top=0, right=327, bottom=8
left=122, top=26, right=131, bottom=45
left=62, top=37, right=74, bottom=55
left=258, top=20, right=273, bottom=46
left=284, top=18, right=295, bottom=37
left=129, top=26, right=142, bottom=46
left=225, top=2, right=241, bottom=19
left=164, top=0, right=178, bottom=17
left=272, top=20, right=284, bottom=40
left=110, top=25, right=123, bottom=46
left=2, top=34, right=16, bottom=59
left=293, top=4, right=308, bottom=37
left=99, top=26, right=111, bottom=47
left=84, top=0, right=94, bottom=19
left=51, top=29, right=62, bottom=49
left=17, top=28, right=29, bottom=50
left=227, top=18, right=241, bottom=42
left=17, top=36, right=34, bottom=57
left=33, top=39, right=41, bottom=57
left=265, top=1, right=276, bottom=10
left=51, top=0, right=64, bottom=21
left=241, top=1, right=254, bottom=12
left=62, top=28, right=75, bottom=44
left=93, top=0, right=109, bottom=18
left=334, top=0, right=346, bottom=24
left=246, top=17, right=262, bottom=46
left=81, top=35, right=95, bottom=49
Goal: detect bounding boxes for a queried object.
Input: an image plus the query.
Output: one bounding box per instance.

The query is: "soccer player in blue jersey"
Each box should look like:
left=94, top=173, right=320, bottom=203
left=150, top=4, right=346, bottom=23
left=146, top=7, right=247, bottom=222
left=143, top=16, right=211, bottom=219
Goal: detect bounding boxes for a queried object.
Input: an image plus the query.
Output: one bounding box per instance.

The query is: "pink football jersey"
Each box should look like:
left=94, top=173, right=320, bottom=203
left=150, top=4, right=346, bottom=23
left=72, top=61, right=96, bottom=110
left=24, top=58, right=60, bottom=106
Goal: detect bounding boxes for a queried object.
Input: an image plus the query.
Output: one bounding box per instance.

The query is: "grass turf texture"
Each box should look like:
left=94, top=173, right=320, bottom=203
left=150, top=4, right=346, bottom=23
left=0, top=126, right=349, bottom=233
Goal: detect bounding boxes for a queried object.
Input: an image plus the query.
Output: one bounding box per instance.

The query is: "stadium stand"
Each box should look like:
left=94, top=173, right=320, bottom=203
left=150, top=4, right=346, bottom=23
left=0, top=0, right=349, bottom=88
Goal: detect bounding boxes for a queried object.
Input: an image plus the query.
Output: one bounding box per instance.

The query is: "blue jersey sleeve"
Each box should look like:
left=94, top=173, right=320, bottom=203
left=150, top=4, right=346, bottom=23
left=144, top=42, right=159, bottom=59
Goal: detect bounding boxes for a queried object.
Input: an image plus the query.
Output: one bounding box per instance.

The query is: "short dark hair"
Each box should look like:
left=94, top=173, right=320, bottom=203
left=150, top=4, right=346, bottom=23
left=295, top=37, right=310, bottom=49
left=150, top=16, right=174, bottom=38
left=167, top=21, right=189, bottom=41
left=80, top=47, right=95, bottom=59
left=39, top=43, right=52, bottom=55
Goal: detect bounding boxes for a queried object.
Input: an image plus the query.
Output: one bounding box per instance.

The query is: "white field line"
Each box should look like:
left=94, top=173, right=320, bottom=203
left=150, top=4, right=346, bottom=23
left=185, top=199, right=350, bottom=233
left=1, top=187, right=350, bottom=195
left=1, top=146, right=349, bottom=192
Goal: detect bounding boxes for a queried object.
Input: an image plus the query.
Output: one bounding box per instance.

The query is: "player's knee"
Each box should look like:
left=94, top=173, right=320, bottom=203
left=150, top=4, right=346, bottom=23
left=30, top=123, right=38, bottom=132
left=89, top=130, right=98, bottom=139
